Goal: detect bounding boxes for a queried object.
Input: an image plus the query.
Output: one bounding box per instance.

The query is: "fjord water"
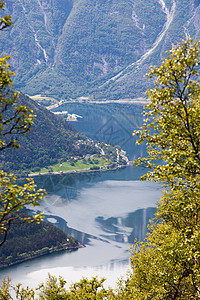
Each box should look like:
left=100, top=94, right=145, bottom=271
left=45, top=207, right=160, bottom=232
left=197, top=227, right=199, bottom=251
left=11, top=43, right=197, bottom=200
left=0, top=103, right=161, bottom=288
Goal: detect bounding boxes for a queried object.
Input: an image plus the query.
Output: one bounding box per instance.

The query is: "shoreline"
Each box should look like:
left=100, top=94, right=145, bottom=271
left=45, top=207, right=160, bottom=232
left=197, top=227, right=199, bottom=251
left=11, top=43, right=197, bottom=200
left=0, top=243, right=84, bottom=269
left=44, top=98, right=147, bottom=111
left=28, top=164, right=129, bottom=178
left=66, top=99, right=148, bottom=104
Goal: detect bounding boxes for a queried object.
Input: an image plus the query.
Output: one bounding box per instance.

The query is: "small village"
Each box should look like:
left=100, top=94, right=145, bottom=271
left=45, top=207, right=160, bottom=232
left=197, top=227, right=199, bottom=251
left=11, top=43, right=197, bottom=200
left=30, top=139, right=129, bottom=177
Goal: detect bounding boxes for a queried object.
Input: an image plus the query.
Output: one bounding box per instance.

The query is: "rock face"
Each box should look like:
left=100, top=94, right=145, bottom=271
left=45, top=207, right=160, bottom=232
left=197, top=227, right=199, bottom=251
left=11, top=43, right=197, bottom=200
left=1, top=0, right=200, bottom=100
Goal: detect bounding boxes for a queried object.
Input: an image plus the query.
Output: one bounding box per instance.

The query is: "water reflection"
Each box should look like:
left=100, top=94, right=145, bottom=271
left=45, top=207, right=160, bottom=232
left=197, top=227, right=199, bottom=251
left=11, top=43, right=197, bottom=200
left=58, top=103, right=145, bottom=160
left=44, top=205, right=156, bottom=247
left=0, top=104, right=161, bottom=289
left=96, top=207, right=156, bottom=243
left=44, top=215, right=99, bottom=246
left=37, top=179, right=160, bottom=256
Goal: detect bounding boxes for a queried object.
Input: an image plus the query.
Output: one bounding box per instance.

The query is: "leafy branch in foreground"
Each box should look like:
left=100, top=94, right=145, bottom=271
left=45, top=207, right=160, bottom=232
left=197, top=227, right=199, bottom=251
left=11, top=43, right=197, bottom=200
left=0, top=275, right=115, bottom=299
left=0, top=56, right=35, bottom=151
left=0, top=1, right=12, bottom=31
left=134, top=38, right=200, bottom=185
left=0, top=2, right=34, bottom=152
left=126, top=39, right=200, bottom=299
left=1, top=6, right=200, bottom=298
left=0, top=0, right=45, bottom=247
left=0, top=170, right=45, bottom=247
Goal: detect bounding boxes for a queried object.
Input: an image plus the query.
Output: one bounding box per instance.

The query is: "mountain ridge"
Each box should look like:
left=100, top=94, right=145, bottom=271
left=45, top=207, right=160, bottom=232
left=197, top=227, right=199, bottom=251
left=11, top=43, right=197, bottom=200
left=1, top=0, right=200, bottom=100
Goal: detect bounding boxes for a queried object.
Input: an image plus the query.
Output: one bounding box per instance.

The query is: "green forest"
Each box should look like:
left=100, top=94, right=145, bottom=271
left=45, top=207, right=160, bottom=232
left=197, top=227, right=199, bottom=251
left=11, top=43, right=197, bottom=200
left=0, top=215, right=79, bottom=267
left=1, top=1, right=200, bottom=299
left=0, top=92, right=100, bottom=174
left=0, top=0, right=198, bottom=100
left=0, top=36, right=200, bottom=299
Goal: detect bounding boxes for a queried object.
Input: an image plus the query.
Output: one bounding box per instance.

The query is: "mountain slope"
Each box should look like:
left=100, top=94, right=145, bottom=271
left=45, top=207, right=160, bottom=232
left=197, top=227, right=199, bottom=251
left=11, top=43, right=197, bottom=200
left=0, top=216, right=79, bottom=267
left=1, top=0, right=200, bottom=100
left=0, top=92, right=98, bottom=173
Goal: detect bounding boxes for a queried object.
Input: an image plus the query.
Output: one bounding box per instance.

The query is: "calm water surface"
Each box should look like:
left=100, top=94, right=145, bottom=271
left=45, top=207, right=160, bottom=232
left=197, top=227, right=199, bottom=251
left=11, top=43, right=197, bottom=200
left=0, top=104, right=161, bottom=289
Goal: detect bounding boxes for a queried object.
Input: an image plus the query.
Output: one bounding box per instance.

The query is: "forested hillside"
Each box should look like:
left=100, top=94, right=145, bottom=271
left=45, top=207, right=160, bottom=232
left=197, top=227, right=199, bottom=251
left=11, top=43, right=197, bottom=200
left=0, top=215, right=79, bottom=267
left=0, top=92, right=99, bottom=173
left=1, top=0, right=200, bottom=100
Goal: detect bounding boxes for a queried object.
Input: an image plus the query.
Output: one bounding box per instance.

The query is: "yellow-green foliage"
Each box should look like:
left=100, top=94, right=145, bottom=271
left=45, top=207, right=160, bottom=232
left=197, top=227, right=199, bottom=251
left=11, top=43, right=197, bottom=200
left=128, top=38, right=200, bottom=299
left=0, top=0, right=45, bottom=247
left=1, top=15, right=200, bottom=300
left=0, top=55, right=35, bottom=151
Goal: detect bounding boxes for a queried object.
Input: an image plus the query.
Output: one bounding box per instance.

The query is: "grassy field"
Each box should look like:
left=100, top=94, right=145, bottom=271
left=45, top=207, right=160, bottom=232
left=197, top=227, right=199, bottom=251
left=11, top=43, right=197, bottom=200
left=29, top=95, right=58, bottom=106
left=38, top=157, right=111, bottom=174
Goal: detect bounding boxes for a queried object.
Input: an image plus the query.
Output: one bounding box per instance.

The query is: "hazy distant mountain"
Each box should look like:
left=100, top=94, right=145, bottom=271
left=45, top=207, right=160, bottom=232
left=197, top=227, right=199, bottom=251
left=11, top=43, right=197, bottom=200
left=1, top=0, right=200, bottom=100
